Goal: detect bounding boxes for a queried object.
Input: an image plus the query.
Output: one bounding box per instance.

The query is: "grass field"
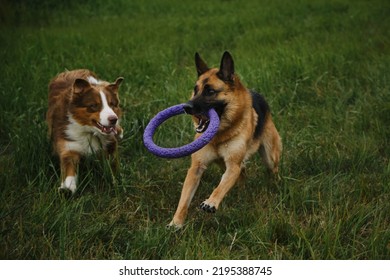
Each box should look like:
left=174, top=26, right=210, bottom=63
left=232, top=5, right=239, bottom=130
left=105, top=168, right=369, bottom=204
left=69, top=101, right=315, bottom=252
left=1, top=0, right=389, bottom=259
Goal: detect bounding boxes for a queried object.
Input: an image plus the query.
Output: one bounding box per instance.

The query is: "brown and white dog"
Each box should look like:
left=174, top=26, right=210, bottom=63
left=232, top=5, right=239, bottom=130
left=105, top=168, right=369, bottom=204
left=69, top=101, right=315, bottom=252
left=46, top=69, right=124, bottom=194
left=169, top=52, right=282, bottom=227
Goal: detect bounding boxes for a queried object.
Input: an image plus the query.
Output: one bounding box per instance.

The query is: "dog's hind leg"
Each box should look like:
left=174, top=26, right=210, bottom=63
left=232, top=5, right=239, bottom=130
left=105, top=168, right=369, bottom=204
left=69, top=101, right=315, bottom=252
left=259, top=119, right=282, bottom=174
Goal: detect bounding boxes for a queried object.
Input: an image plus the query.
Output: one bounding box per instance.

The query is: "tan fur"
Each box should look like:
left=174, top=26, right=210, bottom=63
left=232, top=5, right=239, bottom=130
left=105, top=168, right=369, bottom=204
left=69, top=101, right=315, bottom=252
left=169, top=53, right=282, bottom=227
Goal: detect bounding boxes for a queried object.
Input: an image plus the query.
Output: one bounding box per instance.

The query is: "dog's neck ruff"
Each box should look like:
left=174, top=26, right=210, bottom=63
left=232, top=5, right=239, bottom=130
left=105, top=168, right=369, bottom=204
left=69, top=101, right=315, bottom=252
left=65, top=115, right=115, bottom=155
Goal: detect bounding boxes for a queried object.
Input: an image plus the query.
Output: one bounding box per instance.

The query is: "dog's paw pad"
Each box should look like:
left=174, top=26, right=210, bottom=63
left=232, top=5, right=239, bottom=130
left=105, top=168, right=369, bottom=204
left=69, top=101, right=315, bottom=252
left=199, top=202, right=216, bottom=213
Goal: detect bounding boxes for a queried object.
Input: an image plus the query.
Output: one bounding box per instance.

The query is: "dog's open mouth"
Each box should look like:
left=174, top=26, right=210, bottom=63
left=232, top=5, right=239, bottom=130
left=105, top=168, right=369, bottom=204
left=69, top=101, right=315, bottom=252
left=195, top=115, right=210, bottom=133
left=94, top=121, right=117, bottom=135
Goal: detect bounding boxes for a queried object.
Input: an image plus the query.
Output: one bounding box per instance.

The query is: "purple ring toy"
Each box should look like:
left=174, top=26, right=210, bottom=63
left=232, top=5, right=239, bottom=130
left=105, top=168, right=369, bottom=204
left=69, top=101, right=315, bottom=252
left=143, top=104, right=220, bottom=158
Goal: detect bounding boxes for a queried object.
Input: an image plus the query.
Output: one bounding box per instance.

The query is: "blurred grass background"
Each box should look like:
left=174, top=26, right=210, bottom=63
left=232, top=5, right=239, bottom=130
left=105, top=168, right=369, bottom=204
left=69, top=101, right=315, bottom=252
left=0, top=0, right=389, bottom=259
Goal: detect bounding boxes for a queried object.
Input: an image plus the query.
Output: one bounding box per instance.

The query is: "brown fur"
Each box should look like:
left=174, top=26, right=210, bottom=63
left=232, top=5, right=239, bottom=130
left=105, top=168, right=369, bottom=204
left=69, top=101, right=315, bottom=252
left=47, top=69, right=124, bottom=193
left=169, top=52, right=282, bottom=227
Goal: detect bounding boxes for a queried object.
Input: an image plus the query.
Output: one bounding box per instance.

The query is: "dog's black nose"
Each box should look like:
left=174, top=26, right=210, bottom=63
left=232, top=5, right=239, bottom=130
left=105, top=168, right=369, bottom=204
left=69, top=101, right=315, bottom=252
left=183, top=102, right=194, bottom=115
left=108, top=115, right=118, bottom=126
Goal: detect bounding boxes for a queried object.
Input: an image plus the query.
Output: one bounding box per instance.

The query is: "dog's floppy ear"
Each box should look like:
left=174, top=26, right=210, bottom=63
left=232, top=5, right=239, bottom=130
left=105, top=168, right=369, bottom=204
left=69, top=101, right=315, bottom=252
left=218, top=51, right=235, bottom=82
left=195, top=52, right=209, bottom=77
left=73, top=78, right=91, bottom=94
left=108, top=77, right=124, bottom=93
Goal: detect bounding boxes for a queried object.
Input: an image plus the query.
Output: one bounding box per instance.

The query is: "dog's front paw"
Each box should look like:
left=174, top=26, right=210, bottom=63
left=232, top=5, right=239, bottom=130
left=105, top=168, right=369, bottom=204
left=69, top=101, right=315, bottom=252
left=59, top=176, right=77, bottom=194
left=167, top=219, right=184, bottom=230
left=199, top=201, right=217, bottom=213
left=58, top=187, right=74, bottom=198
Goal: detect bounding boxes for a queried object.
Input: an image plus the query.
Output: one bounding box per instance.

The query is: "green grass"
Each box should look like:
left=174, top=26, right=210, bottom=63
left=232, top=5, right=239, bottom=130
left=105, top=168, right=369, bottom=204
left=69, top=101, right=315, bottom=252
left=1, top=0, right=389, bottom=259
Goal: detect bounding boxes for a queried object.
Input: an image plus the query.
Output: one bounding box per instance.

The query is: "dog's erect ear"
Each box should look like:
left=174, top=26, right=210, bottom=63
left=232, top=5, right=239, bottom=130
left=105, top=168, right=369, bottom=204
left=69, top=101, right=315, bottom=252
left=195, top=52, right=209, bottom=77
left=108, top=77, right=124, bottom=93
left=218, top=51, right=235, bottom=82
left=73, top=78, right=91, bottom=94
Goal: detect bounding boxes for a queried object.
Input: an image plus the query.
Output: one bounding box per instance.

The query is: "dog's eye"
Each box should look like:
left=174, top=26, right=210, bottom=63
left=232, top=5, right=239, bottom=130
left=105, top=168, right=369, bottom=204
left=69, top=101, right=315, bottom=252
left=203, top=85, right=217, bottom=96
left=88, top=104, right=99, bottom=111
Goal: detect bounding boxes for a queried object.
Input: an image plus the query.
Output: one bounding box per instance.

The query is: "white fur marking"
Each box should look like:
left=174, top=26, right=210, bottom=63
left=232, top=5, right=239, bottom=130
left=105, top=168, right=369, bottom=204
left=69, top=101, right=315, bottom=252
left=99, top=91, right=117, bottom=126
left=65, top=115, right=112, bottom=155
left=60, top=175, right=77, bottom=193
left=87, top=76, right=101, bottom=85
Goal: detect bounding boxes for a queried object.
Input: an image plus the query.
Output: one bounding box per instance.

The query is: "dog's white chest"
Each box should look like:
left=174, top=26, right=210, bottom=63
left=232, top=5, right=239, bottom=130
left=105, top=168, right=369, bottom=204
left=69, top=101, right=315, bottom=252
left=64, top=117, right=110, bottom=155
left=64, top=133, right=104, bottom=155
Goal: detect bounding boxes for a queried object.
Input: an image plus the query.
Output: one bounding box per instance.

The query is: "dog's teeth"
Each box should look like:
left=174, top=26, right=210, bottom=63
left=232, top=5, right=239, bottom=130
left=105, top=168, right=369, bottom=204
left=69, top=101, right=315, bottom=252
left=195, top=118, right=210, bottom=133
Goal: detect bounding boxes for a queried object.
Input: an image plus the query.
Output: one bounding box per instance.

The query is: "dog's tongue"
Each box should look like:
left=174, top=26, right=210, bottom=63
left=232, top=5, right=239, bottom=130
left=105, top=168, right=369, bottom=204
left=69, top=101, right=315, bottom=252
left=101, top=125, right=116, bottom=135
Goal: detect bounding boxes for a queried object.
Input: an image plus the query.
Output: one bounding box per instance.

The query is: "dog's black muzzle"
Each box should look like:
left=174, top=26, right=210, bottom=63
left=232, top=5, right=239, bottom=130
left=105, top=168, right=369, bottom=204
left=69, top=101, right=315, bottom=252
left=184, top=99, right=226, bottom=117
left=183, top=100, right=211, bottom=133
left=183, top=101, right=195, bottom=115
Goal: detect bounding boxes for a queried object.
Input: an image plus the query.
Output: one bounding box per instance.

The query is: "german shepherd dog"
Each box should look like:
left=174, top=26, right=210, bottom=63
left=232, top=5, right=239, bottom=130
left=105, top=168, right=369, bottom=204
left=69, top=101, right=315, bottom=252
left=169, top=51, right=282, bottom=227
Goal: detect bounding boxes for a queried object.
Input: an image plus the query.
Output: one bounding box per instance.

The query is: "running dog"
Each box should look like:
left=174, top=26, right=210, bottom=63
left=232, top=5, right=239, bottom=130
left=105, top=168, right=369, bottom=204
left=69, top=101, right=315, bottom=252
left=169, top=51, right=282, bottom=227
left=47, top=69, right=124, bottom=194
